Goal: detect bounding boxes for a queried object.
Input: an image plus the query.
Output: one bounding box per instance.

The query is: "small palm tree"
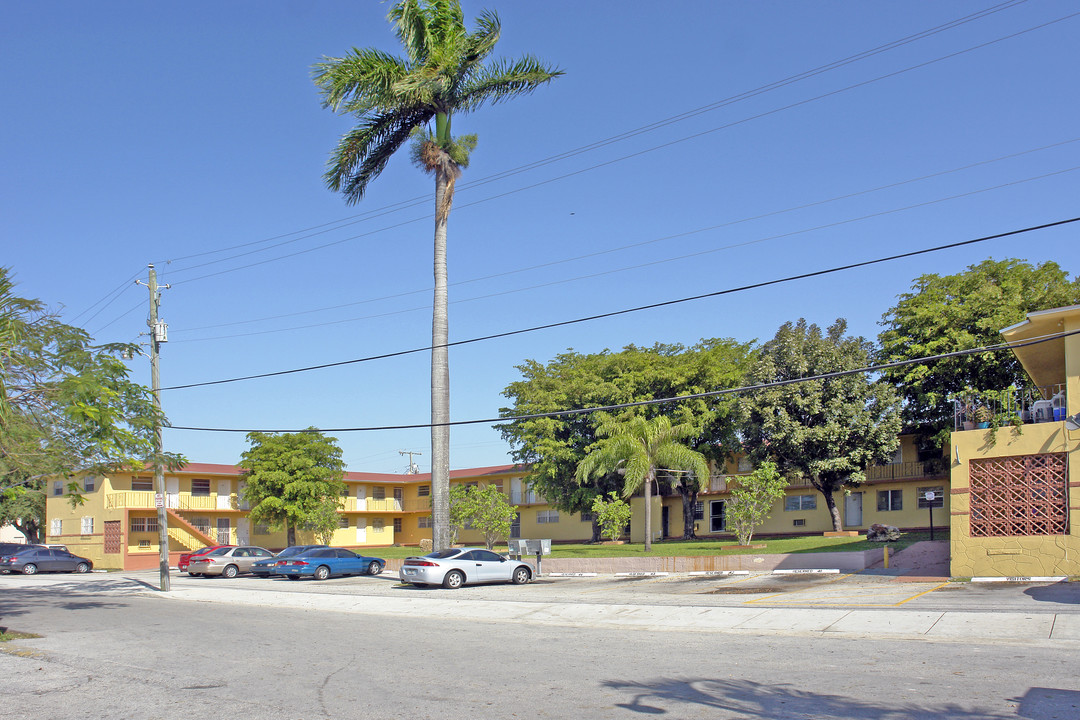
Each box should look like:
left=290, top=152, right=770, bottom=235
left=313, top=1, right=561, bottom=550
left=576, top=416, right=711, bottom=551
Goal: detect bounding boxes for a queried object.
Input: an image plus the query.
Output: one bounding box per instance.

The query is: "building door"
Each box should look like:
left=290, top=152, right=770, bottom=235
left=165, top=476, right=180, bottom=509
left=710, top=501, right=726, bottom=533
left=356, top=519, right=367, bottom=544
left=356, top=485, right=366, bottom=510
left=104, top=520, right=122, bottom=554
left=844, top=492, right=863, bottom=527
left=661, top=506, right=670, bottom=539
left=393, top=487, right=403, bottom=511
left=236, top=519, right=249, bottom=546
left=217, top=479, right=232, bottom=509
left=216, top=518, right=230, bottom=544
left=510, top=512, right=521, bottom=539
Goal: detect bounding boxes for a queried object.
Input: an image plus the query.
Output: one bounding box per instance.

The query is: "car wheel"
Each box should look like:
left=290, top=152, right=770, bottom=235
left=367, top=561, right=383, bottom=576
left=222, top=564, right=239, bottom=579
left=442, top=570, right=465, bottom=589
left=512, top=566, right=531, bottom=585
left=286, top=575, right=301, bottom=581
left=75, top=562, right=91, bottom=574
left=314, top=565, right=331, bottom=581
left=186, top=571, right=198, bottom=576
left=21, top=563, right=38, bottom=576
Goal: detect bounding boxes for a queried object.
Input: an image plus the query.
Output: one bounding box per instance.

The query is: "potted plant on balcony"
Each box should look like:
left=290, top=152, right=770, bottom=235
left=974, top=403, right=992, bottom=429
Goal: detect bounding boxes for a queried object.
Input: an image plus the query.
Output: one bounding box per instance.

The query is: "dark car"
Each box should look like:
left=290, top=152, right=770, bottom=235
left=0, top=546, right=93, bottom=575
left=0, top=542, right=35, bottom=557
left=277, top=547, right=385, bottom=581
left=250, top=545, right=329, bottom=577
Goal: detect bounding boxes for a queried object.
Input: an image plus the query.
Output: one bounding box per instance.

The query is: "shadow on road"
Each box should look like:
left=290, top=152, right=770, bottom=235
left=601, top=676, right=1013, bottom=719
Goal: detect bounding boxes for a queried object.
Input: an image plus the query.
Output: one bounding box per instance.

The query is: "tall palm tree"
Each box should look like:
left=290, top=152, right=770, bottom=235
left=313, top=1, right=561, bottom=550
left=576, top=416, right=711, bottom=551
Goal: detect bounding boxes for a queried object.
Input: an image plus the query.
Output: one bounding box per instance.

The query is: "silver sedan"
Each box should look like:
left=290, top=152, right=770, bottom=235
left=399, top=547, right=533, bottom=589
left=187, top=546, right=275, bottom=578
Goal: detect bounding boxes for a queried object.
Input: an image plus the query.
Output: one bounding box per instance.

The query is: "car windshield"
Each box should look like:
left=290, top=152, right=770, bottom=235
left=426, top=549, right=464, bottom=559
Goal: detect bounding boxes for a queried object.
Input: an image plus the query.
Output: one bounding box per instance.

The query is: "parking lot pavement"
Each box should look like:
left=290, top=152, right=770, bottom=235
left=5, top=569, right=1076, bottom=644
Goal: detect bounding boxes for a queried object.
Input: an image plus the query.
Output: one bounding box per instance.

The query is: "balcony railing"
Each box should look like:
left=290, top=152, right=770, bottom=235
left=865, top=460, right=944, bottom=481
left=953, top=384, right=1066, bottom=431
left=339, top=497, right=430, bottom=513
left=105, top=492, right=239, bottom=511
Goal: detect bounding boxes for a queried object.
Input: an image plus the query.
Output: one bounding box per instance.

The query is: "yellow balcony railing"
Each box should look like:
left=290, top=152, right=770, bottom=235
left=105, top=492, right=240, bottom=511
left=340, top=497, right=430, bottom=513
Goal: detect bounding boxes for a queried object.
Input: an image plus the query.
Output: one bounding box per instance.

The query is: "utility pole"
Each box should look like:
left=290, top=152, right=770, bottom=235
left=399, top=449, right=423, bottom=474
left=137, top=264, right=171, bottom=592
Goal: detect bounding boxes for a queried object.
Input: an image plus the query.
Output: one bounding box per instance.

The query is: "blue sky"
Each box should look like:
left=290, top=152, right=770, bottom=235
left=3, top=1, right=1077, bottom=473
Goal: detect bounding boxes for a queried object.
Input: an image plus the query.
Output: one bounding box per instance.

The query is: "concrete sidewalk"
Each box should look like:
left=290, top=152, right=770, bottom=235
left=150, top=580, right=1080, bottom=646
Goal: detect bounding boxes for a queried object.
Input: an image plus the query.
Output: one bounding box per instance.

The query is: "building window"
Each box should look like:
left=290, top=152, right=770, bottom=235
left=537, top=510, right=559, bottom=524
left=51, top=519, right=62, bottom=536
left=493, top=482, right=503, bottom=493
left=373, top=519, right=385, bottom=533
left=373, top=486, right=386, bottom=501
left=418, top=516, right=433, bottom=529
left=580, top=512, right=593, bottom=523
left=132, top=478, right=153, bottom=491
left=191, top=479, right=211, bottom=497
left=737, top=457, right=753, bottom=473
left=80, top=517, right=94, bottom=534
left=254, top=524, right=270, bottom=535
left=969, top=454, right=1067, bottom=537
left=53, top=481, right=64, bottom=496
left=339, top=516, right=350, bottom=529
left=192, top=517, right=211, bottom=535
left=418, top=485, right=430, bottom=497
left=342, top=485, right=351, bottom=497
left=693, top=501, right=704, bottom=521
left=131, top=517, right=158, bottom=533
left=877, top=490, right=903, bottom=512
left=784, top=495, right=816, bottom=511
left=393, top=518, right=402, bottom=533
left=83, top=476, right=96, bottom=492
left=917, top=486, right=944, bottom=509
left=793, top=518, right=806, bottom=527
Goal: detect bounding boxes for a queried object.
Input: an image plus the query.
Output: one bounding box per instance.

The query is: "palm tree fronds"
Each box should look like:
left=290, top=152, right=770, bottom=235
left=313, top=50, right=411, bottom=113
left=458, top=57, right=564, bottom=112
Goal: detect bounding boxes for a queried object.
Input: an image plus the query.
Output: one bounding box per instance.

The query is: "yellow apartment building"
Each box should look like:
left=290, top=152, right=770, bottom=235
left=949, top=304, right=1080, bottom=578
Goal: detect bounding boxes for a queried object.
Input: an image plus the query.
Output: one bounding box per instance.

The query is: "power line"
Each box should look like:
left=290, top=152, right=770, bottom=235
left=159, top=216, right=1080, bottom=391
left=156, top=8, right=1075, bottom=288
left=165, top=326, right=1080, bottom=434
left=150, top=0, right=1028, bottom=276
left=168, top=137, right=1080, bottom=337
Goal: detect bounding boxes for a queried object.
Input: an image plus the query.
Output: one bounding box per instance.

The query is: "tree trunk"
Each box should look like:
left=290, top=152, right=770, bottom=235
left=430, top=166, right=452, bottom=551
left=815, top=480, right=843, bottom=532
left=643, top=468, right=654, bottom=551
left=679, top=486, right=697, bottom=540
left=14, top=518, right=39, bottom=544
left=590, top=518, right=602, bottom=543
left=287, top=522, right=296, bottom=547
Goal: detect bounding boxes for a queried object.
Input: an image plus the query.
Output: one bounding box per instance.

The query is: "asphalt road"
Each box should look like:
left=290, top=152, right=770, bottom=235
left=2, top=572, right=1078, bottom=719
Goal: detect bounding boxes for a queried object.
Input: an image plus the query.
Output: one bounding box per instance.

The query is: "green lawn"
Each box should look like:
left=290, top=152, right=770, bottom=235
left=369, top=531, right=947, bottom=559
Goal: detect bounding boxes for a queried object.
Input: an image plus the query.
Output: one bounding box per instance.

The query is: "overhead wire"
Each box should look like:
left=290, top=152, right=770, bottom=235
left=155, top=5, right=1070, bottom=287
left=158, top=216, right=1080, bottom=391
left=150, top=0, right=1027, bottom=273
left=169, top=137, right=1080, bottom=336
left=165, top=326, right=1080, bottom=433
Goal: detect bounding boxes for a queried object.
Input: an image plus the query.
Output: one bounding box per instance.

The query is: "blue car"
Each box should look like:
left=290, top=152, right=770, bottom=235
left=277, top=547, right=385, bottom=581
left=250, top=545, right=329, bottom=577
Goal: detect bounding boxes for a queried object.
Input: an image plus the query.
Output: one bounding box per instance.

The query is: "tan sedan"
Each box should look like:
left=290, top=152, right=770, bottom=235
left=187, top=546, right=275, bottom=578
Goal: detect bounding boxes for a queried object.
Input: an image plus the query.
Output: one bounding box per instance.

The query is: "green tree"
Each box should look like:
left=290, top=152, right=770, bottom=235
left=1, top=267, right=180, bottom=540
left=878, top=258, right=1080, bottom=442
left=449, top=483, right=516, bottom=549
left=740, top=319, right=902, bottom=532
left=590, top=491, right=631, bottom=543
left=725, top=461, right=786, bottom=546
left=314, top=0, right=561, bottom=550
left=238, top=429, right=347, bottom=547
left=498, top=340, right=753, bottom=541
left=576, top=415, right=710, bottom=552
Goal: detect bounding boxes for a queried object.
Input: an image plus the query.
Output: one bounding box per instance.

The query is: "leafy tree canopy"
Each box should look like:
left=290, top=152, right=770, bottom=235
left=878, top=258, right=1080, bottom=439
left=740, top=319, right=902, bottom=532
left=497, top=340, right=754, bottom=540
left=238, top=429, right=346, bottom=547
left=449, top=482, right=517, bottom=549
left=1, top=267, right=179, bottom=542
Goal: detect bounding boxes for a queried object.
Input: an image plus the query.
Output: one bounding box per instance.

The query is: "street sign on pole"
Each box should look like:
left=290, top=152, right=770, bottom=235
left=925, top=491, right=936, bottom=541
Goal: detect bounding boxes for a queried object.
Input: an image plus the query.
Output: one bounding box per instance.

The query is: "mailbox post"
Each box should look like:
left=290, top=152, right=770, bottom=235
left=924, top=491, right=936, bottom=541
left=509, top=539, right=550, bottom=575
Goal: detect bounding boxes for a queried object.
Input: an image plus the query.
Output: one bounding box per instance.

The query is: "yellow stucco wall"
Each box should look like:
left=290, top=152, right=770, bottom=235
left=950, top=421, right=1079, bottom=577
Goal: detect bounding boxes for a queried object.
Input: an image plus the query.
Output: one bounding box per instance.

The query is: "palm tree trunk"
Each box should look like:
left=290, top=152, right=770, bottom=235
left=643, top=468, right=654, bottom=552
left=430, top=166, right=452, bottom=551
